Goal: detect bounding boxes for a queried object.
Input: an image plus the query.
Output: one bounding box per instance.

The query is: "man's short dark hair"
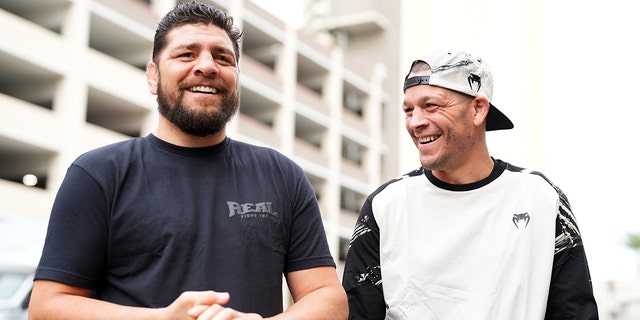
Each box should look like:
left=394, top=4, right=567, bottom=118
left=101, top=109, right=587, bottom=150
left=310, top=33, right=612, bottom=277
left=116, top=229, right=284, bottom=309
left=152, top=0, right=242, bottom=64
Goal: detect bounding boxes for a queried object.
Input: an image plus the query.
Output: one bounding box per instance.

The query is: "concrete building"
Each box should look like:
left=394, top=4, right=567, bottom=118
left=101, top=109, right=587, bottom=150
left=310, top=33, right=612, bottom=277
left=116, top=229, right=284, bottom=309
left=0, top=0, right=403, bottom=278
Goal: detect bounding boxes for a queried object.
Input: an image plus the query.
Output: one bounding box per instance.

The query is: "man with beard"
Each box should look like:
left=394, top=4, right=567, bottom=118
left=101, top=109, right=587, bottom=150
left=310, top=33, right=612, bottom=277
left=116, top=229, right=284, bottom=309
left=28, top=1, right=347, bottom=320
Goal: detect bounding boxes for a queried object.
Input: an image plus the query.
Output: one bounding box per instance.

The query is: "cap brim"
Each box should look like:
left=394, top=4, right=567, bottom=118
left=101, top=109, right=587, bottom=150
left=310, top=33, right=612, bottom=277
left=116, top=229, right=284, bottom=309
left=486, top=104, right=514, bottom=131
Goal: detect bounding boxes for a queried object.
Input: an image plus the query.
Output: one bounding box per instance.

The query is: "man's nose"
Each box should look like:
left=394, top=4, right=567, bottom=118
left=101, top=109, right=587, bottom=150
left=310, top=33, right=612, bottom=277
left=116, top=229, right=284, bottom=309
left=409, top=108, right=430, bottom=130
left=194, top=54, right=219, bottom=76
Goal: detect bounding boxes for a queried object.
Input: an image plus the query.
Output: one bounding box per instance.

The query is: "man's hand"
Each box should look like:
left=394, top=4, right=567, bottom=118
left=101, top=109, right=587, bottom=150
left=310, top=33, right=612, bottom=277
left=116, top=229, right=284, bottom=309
left=188, top=302, right=263, bottom=320
left=162, top=291, right=233, bottom=319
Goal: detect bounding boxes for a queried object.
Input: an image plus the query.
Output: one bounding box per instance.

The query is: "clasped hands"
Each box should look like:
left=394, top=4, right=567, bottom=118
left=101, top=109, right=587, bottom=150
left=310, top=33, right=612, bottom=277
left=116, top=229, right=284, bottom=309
left=166, top=291, right=263, bottom=320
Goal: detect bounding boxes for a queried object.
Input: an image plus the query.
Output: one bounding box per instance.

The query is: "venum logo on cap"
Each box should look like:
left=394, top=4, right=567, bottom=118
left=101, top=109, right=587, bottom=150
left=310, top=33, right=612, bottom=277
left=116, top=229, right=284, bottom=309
left=468, top=73, right=481, bottom=93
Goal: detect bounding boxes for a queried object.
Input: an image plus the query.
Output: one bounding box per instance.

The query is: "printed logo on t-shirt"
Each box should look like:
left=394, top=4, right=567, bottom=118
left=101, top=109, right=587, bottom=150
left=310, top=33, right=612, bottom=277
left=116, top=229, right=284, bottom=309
left=512, top=212, right=530, bottom=229
left=227, top=201, right=279, bottom=219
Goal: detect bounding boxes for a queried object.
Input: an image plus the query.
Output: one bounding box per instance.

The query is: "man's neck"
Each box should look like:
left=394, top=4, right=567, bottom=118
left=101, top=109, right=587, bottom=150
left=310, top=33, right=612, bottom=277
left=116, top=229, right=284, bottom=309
left=432, top=155, right=495, bottom=185
left=155, top=120, right=226, bottom=148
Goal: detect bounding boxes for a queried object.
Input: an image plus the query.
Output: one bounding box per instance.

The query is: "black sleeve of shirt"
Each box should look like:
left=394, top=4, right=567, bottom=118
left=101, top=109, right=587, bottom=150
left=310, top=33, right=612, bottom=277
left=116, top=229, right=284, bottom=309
left=35, top=164, right=109, bottom=289
left=544, top=211, right=599, bottom=319
left=342, top=197, right=386, bottom=320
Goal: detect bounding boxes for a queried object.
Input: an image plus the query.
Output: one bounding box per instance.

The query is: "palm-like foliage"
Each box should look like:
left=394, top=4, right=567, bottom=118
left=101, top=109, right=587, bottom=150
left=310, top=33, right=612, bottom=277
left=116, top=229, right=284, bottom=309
left=625, top=233, right=640, bottom=278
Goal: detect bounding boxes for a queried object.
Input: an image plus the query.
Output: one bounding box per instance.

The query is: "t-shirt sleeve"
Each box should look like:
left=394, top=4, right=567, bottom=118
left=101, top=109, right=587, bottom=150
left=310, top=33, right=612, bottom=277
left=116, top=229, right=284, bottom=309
left=34, top=163, right=109, bottom=289
left=342, top=197, right=386, bottom=320
left=283, top=164, right=336, bottom=272
left=544, top=191, right=598, bottom=319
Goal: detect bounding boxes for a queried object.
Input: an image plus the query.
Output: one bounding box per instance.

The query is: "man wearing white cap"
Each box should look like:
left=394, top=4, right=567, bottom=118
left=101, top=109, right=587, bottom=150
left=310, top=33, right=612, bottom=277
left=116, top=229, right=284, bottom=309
left=342, top=50, right=598, bottom=319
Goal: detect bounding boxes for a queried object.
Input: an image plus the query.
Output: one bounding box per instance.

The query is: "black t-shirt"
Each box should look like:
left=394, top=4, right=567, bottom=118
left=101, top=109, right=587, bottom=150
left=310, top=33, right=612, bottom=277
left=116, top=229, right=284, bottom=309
left=35, top=134, right=335, bottom=317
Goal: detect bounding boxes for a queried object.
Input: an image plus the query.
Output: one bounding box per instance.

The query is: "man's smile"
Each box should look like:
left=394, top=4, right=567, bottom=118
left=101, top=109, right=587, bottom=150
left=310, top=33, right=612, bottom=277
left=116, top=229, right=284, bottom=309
left=187, top=86, right=219, bottom=94
left=418, top=135, right=440, bottom=144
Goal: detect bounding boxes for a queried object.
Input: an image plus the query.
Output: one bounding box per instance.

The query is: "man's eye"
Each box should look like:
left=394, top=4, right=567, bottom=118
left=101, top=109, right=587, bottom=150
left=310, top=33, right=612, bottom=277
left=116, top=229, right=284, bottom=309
left=215, top=55, right=233, bottom=64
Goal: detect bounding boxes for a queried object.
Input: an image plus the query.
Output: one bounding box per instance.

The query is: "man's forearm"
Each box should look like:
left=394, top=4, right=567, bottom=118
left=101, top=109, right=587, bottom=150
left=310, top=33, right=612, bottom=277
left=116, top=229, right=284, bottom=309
left=271, top=284, right=348, bottom=320
left=29, top=293, right=161, bottom=320
left=29, top=281, right=230, bottom=320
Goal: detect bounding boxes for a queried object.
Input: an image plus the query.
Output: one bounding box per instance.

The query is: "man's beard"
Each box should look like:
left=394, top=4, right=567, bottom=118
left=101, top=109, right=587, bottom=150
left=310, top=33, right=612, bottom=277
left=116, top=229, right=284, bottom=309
left=157, top=83, right=239, bottom=137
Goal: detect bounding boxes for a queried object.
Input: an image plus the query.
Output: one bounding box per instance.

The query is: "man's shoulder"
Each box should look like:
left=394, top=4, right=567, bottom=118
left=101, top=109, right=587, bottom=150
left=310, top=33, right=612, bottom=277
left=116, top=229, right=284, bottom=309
left=367, top=167, right=425, bottom=200
left=75, top=137, right=145, bottom=163
left=229, top=139, right=294, bottom=162
left=498, top=160, right=568, bottom=206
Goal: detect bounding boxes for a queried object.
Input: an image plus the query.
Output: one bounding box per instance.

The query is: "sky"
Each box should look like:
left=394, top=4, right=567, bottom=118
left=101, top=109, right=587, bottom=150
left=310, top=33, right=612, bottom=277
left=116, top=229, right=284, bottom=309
left=254, top=0, right=640, bottom=283
left=537, top=0, right=640, bottom=282
left=517, top=0, right=639, bottom=283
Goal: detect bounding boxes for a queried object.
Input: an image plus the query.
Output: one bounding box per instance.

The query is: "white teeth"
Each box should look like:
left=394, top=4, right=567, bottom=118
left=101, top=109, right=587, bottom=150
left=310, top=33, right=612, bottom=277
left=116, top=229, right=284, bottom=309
left=418, top=136, right=438, bottom=143
left=188, top=86, right=218, bottom=93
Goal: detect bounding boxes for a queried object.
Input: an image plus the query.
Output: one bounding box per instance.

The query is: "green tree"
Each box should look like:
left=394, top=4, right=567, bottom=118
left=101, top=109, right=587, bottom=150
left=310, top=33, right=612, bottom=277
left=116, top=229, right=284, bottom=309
left=624, top=232, right=640, bottom=278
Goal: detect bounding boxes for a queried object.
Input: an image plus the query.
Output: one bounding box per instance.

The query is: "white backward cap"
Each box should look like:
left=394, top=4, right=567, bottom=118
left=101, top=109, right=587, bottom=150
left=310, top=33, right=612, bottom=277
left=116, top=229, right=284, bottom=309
left=403, top=50, right=514, bottom=131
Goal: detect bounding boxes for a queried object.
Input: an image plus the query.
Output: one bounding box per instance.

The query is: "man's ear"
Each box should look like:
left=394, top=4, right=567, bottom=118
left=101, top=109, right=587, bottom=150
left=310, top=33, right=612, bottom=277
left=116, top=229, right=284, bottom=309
left=146, top=61, right=158, bottom=95
left=472, top=96, right=490, bottom=128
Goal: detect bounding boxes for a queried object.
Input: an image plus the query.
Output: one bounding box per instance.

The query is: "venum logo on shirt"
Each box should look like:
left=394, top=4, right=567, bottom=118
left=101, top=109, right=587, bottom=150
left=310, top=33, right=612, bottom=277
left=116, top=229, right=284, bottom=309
left=512, top=212, right=530, bottom=229
left=227, top=201, right=278, bottom=219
